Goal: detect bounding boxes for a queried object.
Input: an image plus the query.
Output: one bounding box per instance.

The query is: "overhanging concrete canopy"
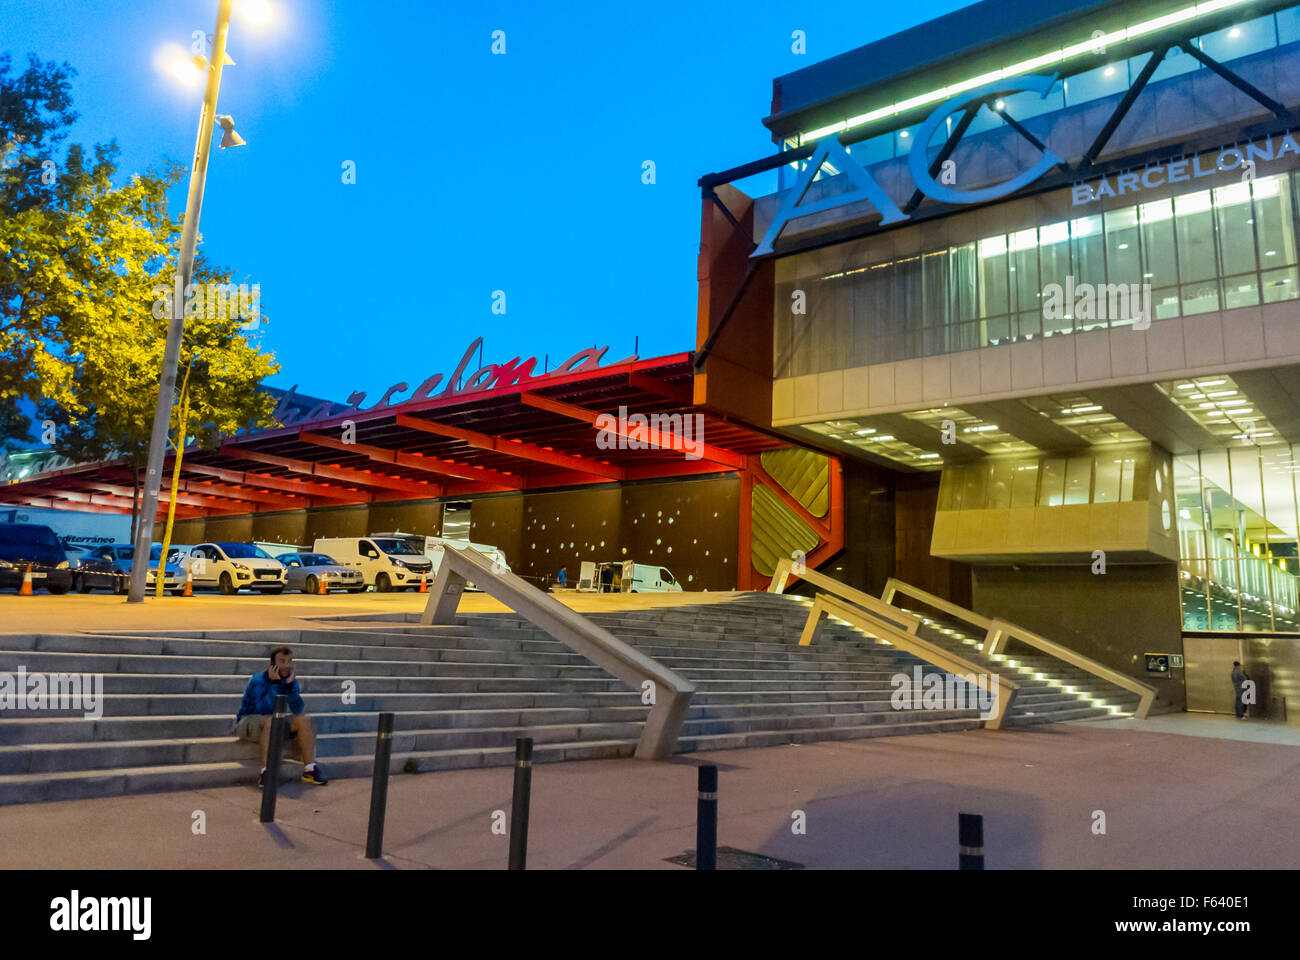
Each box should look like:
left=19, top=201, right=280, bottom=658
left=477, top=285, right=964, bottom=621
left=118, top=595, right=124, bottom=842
left=1231, top=364, right=1300, bottom=444
left=1086, top=384, right=1219, bottom=454
left=962, top=400, right=1092, bottom=453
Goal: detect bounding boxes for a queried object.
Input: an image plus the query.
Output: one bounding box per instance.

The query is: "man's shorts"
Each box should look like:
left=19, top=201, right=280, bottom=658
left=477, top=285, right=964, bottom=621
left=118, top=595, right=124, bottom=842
left=234, top=714, right=301, bottom=740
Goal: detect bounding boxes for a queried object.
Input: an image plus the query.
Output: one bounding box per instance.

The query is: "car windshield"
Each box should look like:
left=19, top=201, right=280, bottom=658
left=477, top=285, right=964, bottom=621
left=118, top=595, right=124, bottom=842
left=115, top=547, right=134, bottom=560
left=149, top=545, right=163, bottom=561
left=372, top=538, right=419, bottom=555
left=217, top=543, right=271, bottom=559
left=303, top=554, right=338, bottom=566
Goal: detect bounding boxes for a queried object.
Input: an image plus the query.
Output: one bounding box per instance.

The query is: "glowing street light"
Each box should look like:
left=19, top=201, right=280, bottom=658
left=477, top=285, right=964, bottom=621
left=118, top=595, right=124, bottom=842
left=128, top=0, right=271, bottom=602
left=239, top=0, right=273, bottom=24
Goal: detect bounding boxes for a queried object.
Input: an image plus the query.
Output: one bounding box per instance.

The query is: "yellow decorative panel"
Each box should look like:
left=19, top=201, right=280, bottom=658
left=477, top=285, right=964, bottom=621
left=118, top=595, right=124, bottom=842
left=751, top=483, right=820, bottom=577
left=760, top=447, right=830, bottom=518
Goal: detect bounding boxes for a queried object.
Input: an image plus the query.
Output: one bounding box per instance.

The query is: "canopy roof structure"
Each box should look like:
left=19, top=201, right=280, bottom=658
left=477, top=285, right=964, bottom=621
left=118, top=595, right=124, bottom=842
left=3, top=354, right=790, bottom=520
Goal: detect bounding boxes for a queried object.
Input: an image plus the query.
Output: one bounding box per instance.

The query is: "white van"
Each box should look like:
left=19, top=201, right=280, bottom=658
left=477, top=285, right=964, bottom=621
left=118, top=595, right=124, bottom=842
left=179, top=542, right=287, bottom=595
left=577, top=560, right=682, bottom=593
left=312, top=536, right=434, bottom=592
left=621, top=561, right=682, bottom=593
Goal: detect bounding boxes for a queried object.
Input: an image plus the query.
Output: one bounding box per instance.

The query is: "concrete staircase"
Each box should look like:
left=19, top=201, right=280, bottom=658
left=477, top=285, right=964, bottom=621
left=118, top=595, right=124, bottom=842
left=878, top=599, right=1152, bottom=721
left=0, top=592, right=1117, bottom=804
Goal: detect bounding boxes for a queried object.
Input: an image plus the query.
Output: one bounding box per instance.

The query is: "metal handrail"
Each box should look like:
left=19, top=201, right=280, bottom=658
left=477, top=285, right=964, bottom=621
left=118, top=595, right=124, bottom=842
left=768, top=557, right=920, bottom=635
left=882, top=577, right=1156, bottom=720
left=800, top=592, right=1019, bottom=730
left=420, top=544, right=695, bottom=759
left=986, top=618, right=1157, bottom=720
left=881, top=577, right=995, bottom=632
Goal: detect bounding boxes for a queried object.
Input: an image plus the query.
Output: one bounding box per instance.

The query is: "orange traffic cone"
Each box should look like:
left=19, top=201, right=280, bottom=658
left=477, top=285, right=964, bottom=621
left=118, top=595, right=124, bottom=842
left=318, top=575, right=328, bottom=596
left=18, top=564, right=33, bottom=596
left=418, top=572, right=428, bottom=593
left=182, top=570, right=193, bottom=597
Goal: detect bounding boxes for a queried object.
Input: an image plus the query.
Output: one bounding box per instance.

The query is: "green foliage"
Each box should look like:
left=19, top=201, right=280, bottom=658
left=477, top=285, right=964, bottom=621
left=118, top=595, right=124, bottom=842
left=1, top=51, right=279, bottom=464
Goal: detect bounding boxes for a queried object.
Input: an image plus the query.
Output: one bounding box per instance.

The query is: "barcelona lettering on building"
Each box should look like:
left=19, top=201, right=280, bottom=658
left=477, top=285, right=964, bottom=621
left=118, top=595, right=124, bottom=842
left=272, top=338, right=637, bottom=427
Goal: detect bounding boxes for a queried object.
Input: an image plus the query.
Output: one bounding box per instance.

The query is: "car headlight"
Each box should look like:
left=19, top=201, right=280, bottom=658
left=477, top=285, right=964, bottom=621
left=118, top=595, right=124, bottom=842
left=232, top=562, right=248, bottom=571
left=56, top=561, right=70, bottom=569
left=390, top=557, right=406, bottom=568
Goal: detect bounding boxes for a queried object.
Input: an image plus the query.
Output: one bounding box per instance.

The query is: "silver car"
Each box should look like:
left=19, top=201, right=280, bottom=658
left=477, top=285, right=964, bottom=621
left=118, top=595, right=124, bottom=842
left=276, top=552, right=366, bottom=594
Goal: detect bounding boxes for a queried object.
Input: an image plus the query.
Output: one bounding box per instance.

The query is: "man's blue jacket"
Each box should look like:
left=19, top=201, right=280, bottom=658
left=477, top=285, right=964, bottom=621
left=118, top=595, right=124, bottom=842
left=236, top=670, right=305, bottom=720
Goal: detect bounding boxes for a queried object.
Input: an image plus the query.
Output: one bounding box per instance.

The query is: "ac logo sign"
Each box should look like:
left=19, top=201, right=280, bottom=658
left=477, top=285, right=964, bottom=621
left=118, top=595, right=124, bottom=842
left=754, top=73, right=1065, bottom=257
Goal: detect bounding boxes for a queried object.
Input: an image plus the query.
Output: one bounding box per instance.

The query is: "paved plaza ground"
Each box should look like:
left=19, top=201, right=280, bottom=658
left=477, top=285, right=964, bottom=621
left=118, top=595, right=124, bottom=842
left=2, top=589, right=1296, bottom=869
left=0, top=715, right=1295, bottom=869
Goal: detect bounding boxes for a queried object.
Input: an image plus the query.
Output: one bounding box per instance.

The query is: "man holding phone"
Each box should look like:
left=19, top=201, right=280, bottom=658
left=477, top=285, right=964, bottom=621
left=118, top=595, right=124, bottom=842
left=234, top=646, right=328, bottom=786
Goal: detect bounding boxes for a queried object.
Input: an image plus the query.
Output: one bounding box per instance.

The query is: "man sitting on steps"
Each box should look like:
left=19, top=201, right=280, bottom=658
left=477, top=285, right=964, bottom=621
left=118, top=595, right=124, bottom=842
left=235, top=646, right=328, bottom=786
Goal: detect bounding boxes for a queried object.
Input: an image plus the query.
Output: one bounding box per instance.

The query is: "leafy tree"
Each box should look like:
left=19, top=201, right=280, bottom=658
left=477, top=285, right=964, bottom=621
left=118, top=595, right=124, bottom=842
left=3, top=52, right=279, bottom=535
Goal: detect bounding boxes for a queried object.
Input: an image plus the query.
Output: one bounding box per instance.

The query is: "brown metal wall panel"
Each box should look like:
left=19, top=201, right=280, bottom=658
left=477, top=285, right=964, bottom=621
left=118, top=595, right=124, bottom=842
left=251, top=511, right=308, bottom=548
left=303, top=504, right=370, bottom=544
left=973, top=563, right=1186, bottom=709
left=1184, top=635, right=1243, bottom=714
left=622, top=476, right=740, bottom=591
left=369, top=500, right=443, bottom=539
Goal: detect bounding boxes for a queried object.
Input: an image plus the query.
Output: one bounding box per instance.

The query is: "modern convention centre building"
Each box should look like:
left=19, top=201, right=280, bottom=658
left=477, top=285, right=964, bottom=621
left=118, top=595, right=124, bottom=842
left=8, top=0, right=1300, bottom=718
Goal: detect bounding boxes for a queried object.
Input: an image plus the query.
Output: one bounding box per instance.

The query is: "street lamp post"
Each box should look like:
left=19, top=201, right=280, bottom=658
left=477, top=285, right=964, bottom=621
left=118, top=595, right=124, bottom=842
left=127, top=0, right=235, bottom=602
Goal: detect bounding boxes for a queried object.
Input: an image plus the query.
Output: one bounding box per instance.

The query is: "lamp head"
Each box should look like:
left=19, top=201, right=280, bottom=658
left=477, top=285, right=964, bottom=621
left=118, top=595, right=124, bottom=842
left=215, top=115, right=246, bottom=149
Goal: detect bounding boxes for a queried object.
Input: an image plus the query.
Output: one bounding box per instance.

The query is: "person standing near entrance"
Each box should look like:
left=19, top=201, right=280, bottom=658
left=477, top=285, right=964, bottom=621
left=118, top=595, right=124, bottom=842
left=556, top=565, right=567, bottom=587
left=1231, top=661, right=1250, bottom=719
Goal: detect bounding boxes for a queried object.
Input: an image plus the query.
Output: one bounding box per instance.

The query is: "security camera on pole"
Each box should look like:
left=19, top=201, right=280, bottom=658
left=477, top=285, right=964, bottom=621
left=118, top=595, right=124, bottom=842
left=128, top=0, right=255, bottom=602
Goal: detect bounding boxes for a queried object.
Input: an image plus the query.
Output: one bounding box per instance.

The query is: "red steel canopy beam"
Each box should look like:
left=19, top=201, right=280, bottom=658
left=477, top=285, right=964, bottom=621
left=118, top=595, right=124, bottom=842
left=10, top=495, right=131, bottom=516
left=628, top=372, right=691, bottom=404
left=518, top=392, right=745, bottom=470
left=393, top=414, right=623, bottom=481
left=181, top=461, right=363, bottom=501
left=82, top=481, right=251, bottom=514
left=298, top=430, right=519, bottom=489
left=221, top=445, right=441, bottom=497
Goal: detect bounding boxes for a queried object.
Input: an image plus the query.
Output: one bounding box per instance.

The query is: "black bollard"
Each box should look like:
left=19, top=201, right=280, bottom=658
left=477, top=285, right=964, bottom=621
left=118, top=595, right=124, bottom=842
left=259, top=694, right=289, bottom=823
left=364, top=712, right=395, bottom=859
left=959, top=812, right=984, bottom=870
left=696, top=765, right=718, bottom=870
left=507, top=737, right=533, bottom=870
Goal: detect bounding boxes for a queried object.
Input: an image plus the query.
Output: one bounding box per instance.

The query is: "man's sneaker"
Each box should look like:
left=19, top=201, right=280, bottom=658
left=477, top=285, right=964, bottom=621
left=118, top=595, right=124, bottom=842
left=257, top=769, right=266, bottom=788
left=302, top=765, right=328, bottom=785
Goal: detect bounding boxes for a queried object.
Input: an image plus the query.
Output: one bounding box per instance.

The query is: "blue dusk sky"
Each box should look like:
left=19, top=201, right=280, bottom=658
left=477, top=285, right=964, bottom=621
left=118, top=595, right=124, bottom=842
left=3, top=0, right=967, bottom=402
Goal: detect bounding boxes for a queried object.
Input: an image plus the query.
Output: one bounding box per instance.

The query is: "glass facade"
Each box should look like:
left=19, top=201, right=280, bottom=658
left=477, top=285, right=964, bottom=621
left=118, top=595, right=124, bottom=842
left=938, top=446, right=1151, bottom=512
left=775, top=172, right=1300, bottom=378
left=1176, top=444, right=1300, bottom=633
left=780, top=8, right=1300, bottom=187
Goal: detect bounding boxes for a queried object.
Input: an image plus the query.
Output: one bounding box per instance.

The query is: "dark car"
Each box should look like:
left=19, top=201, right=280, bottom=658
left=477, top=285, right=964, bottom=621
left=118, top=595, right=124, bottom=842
left=0, top=523, right=73, bottom=594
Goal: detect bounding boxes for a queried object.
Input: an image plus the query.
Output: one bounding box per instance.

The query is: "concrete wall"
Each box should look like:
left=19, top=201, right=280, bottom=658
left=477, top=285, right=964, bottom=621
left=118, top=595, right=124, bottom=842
left=826, top=457, right=896, bottom=597
left=972, top=562, right=1187, bottom=709
left=897, top=472, right=972, bottom=608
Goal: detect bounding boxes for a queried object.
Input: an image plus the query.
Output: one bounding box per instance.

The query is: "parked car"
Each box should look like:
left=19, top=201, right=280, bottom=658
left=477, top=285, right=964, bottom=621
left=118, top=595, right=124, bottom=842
left=179, top=542, right=287, bottom=595
left=73, top=543, right=186, bottom=595
left=312, top=536, right=434, bottom=592
left=0, top=522, right=72, bottom=594
left=276, top=552, right=365, bottom=594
